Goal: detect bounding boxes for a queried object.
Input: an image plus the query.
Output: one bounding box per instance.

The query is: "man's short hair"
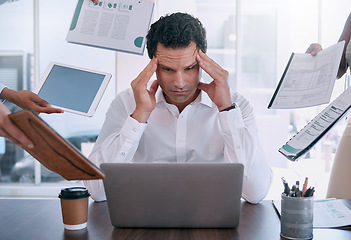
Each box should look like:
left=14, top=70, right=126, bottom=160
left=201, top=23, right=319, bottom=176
left=146, top=12, right=207, bottom=59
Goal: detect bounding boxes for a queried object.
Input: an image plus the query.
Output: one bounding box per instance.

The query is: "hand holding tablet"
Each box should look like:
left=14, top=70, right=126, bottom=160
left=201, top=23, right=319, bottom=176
left=36, top=62, right=112, bottom=117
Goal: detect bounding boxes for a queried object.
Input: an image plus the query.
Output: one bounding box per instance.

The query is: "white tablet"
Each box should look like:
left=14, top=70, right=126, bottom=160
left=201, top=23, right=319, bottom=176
left=36, top=62, right=111, bottom=117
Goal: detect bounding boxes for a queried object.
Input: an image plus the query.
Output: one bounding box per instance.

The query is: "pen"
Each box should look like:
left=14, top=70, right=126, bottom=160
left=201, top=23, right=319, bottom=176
left=290, top=185, right=297, bottom=197
left=304, top=188, right=310, bottom=197
left=310, top=187, right=315, bottom=197
left=295, top=181, right=302, bottom=197
left=282, top=177, right=315, bottom=198
left=281, top=177, right=290, bottom=195
left=303, top=187, right=315, bottom=197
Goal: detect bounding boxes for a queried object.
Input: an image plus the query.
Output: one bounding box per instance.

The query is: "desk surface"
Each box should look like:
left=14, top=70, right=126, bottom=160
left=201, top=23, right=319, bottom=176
left=1, top=198, right=350, bottom=240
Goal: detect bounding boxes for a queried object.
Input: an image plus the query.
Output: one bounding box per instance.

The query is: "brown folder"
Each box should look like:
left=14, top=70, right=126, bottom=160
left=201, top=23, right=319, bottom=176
left=8, top=110, right=105, bottom=180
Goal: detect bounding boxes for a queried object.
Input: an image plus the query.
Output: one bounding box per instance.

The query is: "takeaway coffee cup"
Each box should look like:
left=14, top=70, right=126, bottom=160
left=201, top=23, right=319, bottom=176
left=280, top=194, right=314, bottom=240
left=59, top=187, right=90, bottom=230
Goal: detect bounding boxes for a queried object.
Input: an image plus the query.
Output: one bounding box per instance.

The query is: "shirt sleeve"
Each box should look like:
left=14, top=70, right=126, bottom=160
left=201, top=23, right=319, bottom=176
left=84, top=90, right=146, bottom=201
left=0, top=84, right=7, bottom=100
left=218, top=93, right=273, bottom=204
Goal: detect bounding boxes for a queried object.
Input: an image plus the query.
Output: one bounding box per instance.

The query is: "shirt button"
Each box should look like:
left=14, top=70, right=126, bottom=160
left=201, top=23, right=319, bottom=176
left=132, top=128, right=137, bottom=132
left=120, top=152, right=126, bottom=156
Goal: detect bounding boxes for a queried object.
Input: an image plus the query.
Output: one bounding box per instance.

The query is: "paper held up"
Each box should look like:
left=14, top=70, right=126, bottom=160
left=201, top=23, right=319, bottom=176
left=66, top=0, right=154, bottom=55
left=268, top=41, right=345, bottom=109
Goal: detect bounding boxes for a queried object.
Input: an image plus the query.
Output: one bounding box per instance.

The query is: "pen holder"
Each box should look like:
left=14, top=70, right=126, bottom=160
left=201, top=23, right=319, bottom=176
left=280, top=194, right=313, bottom=240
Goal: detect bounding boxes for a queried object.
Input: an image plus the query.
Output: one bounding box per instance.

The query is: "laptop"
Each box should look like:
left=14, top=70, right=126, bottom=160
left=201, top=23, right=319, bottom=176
left=101, top=162, right=244, bottom=228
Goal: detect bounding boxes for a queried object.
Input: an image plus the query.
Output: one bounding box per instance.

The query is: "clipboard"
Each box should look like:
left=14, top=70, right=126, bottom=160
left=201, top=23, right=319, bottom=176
left=279, top=86, right=351, bottom=161
left=8, top=110, right=105, bottom=180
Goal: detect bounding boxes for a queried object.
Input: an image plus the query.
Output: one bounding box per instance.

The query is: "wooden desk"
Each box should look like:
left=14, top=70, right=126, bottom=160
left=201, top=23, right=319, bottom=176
left=1, top=198, right=350, bottom=240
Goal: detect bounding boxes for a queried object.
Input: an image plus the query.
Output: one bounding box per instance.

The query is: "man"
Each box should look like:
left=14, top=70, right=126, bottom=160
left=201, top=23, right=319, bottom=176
left=0, top=84, right=63, bottom=148
left=84, top=13, right=272, bottom=204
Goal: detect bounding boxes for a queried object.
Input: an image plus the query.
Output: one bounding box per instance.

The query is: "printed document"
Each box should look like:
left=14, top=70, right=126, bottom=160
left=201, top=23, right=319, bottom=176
left=66, top=0, right=154, bottom=55
left=268, top=41, right=345, bottom=109
left=273, top=199, right=351, bottom=228
left=279, top=85, right=351, bottom=161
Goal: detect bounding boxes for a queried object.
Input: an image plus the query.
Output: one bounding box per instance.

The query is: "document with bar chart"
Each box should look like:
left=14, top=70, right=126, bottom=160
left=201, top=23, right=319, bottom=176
left=66, top=0, right=154, bottom=55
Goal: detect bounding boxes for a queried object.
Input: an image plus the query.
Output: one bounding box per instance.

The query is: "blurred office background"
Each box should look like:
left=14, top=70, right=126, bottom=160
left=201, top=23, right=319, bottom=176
left=0, top=0, right=350, bottom=199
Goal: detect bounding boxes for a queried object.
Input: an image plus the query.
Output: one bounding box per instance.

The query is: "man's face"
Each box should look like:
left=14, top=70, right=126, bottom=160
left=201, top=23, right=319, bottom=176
left=155, top=41, right=201, bottom=110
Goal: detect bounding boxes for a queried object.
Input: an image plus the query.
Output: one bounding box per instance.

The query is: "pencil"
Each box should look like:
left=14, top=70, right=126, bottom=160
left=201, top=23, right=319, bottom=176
left=302, top=177, right=308, bottom=196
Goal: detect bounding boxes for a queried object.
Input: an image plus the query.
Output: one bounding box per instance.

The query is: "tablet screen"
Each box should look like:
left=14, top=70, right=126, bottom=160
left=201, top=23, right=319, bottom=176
left=37, top=63, right=111, bottom=116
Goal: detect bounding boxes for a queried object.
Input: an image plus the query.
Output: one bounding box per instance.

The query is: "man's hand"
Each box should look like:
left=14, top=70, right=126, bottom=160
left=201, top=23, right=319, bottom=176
left=0, top=103, right=33, bottom=149
left=306, top=43, right=323, bottom=56
left=130, top=57, right=159, bottom=123
left=1, top=88, right=63, bottom=114
left=196, top=50, right=232, bottom=111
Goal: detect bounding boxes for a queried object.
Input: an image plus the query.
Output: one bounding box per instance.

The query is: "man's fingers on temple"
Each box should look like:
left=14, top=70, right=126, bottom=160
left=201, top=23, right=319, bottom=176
left=136, top=59, right=157, bottom=83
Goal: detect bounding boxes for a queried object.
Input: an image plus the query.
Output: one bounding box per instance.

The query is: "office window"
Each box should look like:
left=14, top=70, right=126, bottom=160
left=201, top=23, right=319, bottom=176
left=0, top=1, right=34, bottom=187
left=0, top=0, right=116, bottom=196
left=194, top=0, right=351, bottom=199
left=0, top=0, right=350, bottom=198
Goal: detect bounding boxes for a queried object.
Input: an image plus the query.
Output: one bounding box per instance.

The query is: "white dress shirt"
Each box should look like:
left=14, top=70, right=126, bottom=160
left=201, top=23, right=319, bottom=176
left=0, top=83, right=6, bottom=97
left=346, top=38, right=351, bottom=67
left=84, top=86, right=272, bottom=204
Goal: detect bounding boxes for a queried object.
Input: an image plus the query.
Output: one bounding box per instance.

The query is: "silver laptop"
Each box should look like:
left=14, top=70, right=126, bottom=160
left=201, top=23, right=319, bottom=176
left=101, top=162, right=244, bottom=228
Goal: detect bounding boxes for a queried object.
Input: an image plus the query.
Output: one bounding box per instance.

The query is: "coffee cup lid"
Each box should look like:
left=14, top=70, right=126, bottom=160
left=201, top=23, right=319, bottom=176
left=58, top=187, right=90, bottom=200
